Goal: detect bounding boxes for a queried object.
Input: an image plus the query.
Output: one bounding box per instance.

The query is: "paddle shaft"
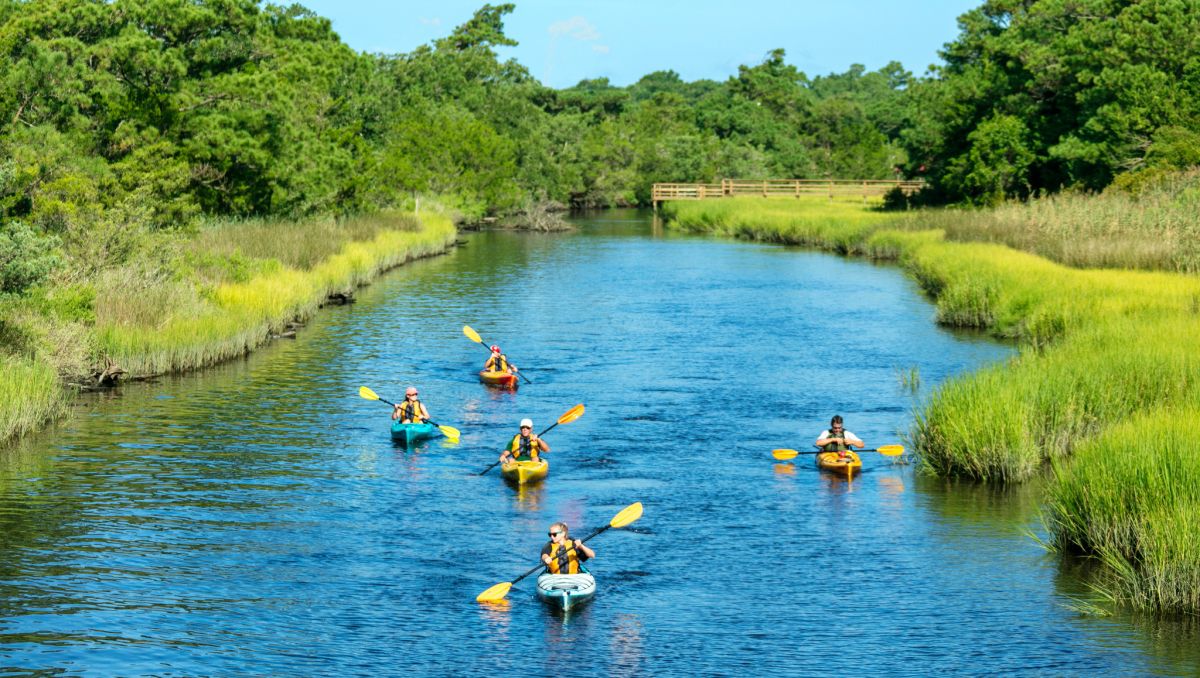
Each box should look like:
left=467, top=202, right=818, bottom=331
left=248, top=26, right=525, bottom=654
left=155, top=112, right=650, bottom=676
left=375, top=395, right=451, bottom=430
left=478, top=421, right=563, bottom=476
left=508, top=524, right=611, bottom=587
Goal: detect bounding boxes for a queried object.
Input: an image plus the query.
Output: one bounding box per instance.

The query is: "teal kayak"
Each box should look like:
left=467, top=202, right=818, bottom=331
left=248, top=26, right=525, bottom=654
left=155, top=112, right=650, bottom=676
left=390, top=421, right=440, bottom=446
left=535, top=565, right=595, bottom=612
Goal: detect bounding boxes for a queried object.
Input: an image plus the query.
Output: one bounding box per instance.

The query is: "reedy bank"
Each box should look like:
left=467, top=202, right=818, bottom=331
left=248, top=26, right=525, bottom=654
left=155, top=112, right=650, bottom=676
left=665, top=190, right=1200, bottom=616
left=0, top=210, right=456, bottom=444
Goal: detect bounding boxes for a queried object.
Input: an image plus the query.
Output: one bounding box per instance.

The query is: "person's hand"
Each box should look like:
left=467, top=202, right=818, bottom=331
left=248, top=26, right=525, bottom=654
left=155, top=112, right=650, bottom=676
left=530, top=434, right=539, bottom=442
left=573, top=539, right=582, bottom=549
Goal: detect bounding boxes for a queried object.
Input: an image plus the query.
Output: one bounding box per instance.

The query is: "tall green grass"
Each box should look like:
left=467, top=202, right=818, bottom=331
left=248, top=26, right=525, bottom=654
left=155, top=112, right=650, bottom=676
left=1046, top=403, right=1200, bottom=615
left=663, top=197, right=905, bottom=253
left=0, top=356, right=64, bottom=443
left=903, top=169, right=1200, bottom=272
left=96, top=212, right=456, bottom=376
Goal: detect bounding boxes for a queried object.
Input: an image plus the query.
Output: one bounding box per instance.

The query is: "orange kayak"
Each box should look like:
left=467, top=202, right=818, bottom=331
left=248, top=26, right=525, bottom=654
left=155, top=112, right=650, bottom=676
left=479, top=370, right=518, bottom=389
left=816, top=451, right=862, bottom=476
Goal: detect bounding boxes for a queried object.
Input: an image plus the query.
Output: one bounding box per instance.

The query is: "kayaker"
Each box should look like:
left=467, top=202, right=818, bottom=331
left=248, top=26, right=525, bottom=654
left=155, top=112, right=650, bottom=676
left=498, top=418, right=550, bottom=464
left=483, top=345, right=518, bottom=375
left=392, top=387, right=430, bottom=423
left=815, top=415, right=864, bottom=458
left=541, top=522, right=594, bottom=574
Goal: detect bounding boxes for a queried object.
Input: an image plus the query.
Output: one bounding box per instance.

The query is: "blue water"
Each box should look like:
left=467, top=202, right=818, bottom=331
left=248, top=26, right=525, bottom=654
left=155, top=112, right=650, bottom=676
left=1, top=211, right=1196, bottom=676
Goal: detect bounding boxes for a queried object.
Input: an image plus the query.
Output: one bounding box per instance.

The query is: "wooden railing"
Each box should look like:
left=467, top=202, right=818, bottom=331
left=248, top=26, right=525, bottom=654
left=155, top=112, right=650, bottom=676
left=651, top=179, right=924, bottom=206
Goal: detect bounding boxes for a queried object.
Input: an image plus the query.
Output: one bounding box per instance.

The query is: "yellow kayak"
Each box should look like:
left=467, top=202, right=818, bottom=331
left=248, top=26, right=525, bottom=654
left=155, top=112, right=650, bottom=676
left=816, top=451, right=862, bottom=477
left=500, top=459, right=548, bottom=484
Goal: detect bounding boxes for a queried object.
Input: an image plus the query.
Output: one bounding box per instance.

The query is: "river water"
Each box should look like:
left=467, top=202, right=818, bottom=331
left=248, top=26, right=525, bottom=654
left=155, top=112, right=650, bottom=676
left=1, top=210, right=1197, bottom=676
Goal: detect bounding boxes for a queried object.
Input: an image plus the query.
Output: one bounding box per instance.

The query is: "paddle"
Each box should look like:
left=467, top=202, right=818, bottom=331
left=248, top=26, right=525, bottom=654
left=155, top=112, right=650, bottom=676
left=475, top=501, right=643, bottom=603
left=477, top=404, right=585, bottom=476
left=357, top=386, right=461, bottom=441
left=771, top=444, right=904, bottom=461
left=463, top=325, right=533, bottom=385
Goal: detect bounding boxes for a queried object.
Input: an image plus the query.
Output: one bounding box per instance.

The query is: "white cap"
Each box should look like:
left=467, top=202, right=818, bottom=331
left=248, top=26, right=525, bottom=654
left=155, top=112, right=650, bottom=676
left=520, top=418, right=533, bottom=428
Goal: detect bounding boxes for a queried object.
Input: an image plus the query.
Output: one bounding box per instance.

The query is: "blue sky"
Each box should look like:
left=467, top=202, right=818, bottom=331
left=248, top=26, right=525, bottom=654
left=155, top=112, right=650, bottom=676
left=296, top=0, right=981, bottom=88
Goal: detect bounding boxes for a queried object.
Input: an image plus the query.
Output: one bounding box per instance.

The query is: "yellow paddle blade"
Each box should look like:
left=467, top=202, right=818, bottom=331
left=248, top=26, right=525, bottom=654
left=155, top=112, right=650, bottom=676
left=462, top=325, right=483, bottom=344
left=475, top=581, right=512, bottom=603
left=557, top=404, right=585, bottom=425
left=438, top=425, right=461, bottom=441
left=609, top=502, right=643, bottom=529
left=877, top=444, right=905, bottom=457
left=772, top=448, right=799, bottom=461
left=358, top=386, right=380, bottom=401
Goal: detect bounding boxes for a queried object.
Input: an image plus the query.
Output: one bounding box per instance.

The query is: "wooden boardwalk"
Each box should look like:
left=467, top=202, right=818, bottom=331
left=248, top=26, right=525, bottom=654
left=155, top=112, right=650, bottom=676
left=651, top=179, right=923, bottom=209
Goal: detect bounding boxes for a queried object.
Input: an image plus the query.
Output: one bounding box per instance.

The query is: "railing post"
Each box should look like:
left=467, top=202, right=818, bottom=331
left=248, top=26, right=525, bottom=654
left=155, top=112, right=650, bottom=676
left=762, top=180, right=767, bottom=198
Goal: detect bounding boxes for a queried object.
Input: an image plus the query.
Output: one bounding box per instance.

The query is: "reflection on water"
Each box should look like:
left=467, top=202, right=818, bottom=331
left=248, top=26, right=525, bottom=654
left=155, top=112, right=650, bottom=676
left=1, top=210, right=1197, bottom=674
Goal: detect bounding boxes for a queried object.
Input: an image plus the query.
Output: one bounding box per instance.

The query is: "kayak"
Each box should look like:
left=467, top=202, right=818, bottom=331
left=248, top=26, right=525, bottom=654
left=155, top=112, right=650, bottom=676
left=478, top=370, right=519, bottom=389
left=816, top=450, right=862, bottom=476
left=390, top=421, right=440, bottom=446
left=500, top=458, right=548, bottom=484
left=536, top=566, right=595, bottom=612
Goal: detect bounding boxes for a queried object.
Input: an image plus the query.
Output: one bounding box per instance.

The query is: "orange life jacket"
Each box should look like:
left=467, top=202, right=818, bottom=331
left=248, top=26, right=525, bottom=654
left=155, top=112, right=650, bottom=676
left=547, top=540, right=582, bottom=574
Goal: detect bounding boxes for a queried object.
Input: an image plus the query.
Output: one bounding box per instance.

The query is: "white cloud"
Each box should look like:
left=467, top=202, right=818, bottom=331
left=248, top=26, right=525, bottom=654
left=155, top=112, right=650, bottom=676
left=591, top=44, right=610, bottom=54
left=549, top=16, right=600, bottom=41
left=419, top=17, right=441, bottom=27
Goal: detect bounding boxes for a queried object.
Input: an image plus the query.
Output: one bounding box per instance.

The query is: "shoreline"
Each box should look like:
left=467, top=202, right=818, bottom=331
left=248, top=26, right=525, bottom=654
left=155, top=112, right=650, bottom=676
left=0, top=211, right=457, bottom=448
left=663, top=196, right=1200, bottom=616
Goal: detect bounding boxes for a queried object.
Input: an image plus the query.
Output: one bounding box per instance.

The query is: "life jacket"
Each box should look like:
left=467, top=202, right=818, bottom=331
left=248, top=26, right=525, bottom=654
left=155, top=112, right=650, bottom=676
left=546, top=540, right=582, bottom=574
left=486, top=354, right=509, bottom=373
left=822, top=430, right=849, bottom=452
left=508, top=434, right=541, bottom=461
left=398, top=399, right=424, bottom=424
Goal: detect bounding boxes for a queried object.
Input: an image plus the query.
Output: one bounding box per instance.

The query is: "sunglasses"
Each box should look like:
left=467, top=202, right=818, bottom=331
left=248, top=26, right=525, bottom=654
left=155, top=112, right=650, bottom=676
left=548, top=531, right=562, bottom=537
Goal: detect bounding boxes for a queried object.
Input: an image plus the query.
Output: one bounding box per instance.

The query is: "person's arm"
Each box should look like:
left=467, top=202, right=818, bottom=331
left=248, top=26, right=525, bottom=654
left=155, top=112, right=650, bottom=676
left=419, top=404, right=430, bottom=421
left=392, top=405, right=402, bottom=421
left=541, top=543, right=553, bottom=566
left=814, top=430, right=834, bottom=446
left=532, top=434, right=549, bottom=453
left=845, top=431, right=865, bottom=449
left=574, top=539, right=595, bottom=560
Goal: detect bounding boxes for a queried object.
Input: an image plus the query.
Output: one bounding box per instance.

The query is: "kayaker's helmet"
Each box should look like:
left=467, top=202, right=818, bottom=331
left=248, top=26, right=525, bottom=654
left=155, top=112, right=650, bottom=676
left=405, top=387, right=418, bottom=396
left=520, top=418, right=533, bottom=429
left=490, top=345, right=501, bottom=353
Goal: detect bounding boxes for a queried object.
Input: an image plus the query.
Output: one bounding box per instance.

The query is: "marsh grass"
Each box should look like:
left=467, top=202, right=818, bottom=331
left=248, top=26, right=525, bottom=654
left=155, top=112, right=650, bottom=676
left=663, top=197, right=905, bottom=253
left=1046, top=405, right=1200, bottom=615
left=0, top=356, right=64, bottom=442
left=188, top=211, right=421, bottom=272
left=97, top=212, right=456, bottom=376
left=903, top=170, right=1200, bottom=272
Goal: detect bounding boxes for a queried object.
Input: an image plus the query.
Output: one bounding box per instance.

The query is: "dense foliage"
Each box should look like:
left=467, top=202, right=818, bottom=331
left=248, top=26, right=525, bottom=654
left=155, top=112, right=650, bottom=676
left=0, top=0, right=1196, bottom=301
left=902, top=0, right=1200, bottom=204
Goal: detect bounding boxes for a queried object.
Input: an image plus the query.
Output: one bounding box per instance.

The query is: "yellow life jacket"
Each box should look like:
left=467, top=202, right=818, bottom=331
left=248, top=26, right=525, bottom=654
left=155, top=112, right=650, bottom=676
left=485, top=354, right=509, bottom=372
left=508, top=434, right=541, bottom=461
left=547, top=540, right=582, bottom=574
left=398, top=399, right=424, bottom=424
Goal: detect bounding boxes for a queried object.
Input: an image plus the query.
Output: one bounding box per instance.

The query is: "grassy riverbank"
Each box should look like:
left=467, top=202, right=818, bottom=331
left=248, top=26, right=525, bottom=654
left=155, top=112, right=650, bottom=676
left=0, top=209, right=456, bottom=444
left=664, top=186, right=1200, bottom=615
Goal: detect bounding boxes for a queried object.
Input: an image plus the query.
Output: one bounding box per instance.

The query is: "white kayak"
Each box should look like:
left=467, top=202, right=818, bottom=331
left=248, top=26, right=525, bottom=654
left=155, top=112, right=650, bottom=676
left=535, top=568, right=596, bottom=612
